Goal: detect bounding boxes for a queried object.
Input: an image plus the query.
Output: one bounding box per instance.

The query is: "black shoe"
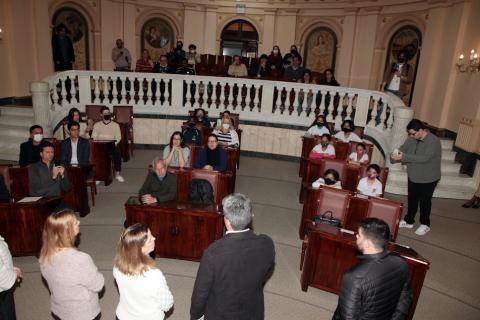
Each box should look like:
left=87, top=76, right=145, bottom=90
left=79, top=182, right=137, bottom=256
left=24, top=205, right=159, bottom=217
left=472, top=197, right=480, bottom=209
left=462, top=196, right=476, bottom=208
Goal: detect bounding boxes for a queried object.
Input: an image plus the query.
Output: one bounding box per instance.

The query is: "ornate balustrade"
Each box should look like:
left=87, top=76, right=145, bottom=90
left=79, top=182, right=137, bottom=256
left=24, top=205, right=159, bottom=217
left=30, top=71, right=411, bottom=159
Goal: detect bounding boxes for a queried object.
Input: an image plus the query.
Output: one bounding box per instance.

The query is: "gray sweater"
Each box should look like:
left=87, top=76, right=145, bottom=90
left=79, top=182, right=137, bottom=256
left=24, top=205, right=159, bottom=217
left=399, top=133, right=442, bottom=183
left=29, top=161, right=71, bottom=197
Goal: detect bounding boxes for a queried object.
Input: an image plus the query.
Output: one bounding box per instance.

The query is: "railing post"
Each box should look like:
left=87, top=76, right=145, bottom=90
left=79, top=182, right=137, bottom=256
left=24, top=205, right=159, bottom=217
left=30, top=81, right=53, bottom=136
left=260, top=84, right=274, bottom=115
left=77, top=74, right=90, bottom=109
left=171, top=78, right=183, bottom=108
left=388, top=106, right=414, bottom=168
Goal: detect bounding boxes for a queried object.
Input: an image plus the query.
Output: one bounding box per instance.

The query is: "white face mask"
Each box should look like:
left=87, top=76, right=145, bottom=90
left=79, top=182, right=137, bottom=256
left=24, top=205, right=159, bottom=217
left=222, top=123, right=230, bottom=130
left=33, top=134, right=43, bottom=142
left=273, top=49, right=279, bottom=54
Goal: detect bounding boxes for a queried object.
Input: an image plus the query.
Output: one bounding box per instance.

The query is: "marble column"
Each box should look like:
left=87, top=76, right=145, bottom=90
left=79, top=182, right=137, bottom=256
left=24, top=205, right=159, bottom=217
left=30, top=81, right=52, bottom=136
left=388, top=106, right=414, bottom=168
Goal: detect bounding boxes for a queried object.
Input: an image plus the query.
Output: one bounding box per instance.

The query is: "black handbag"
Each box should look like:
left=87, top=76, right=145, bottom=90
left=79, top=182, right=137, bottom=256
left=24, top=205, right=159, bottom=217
left=314, top=210, right=341, bottom=227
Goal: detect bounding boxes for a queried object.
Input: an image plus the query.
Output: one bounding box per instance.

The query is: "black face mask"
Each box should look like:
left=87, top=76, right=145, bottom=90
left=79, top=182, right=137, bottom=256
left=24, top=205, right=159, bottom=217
left=317, top=122, right=325, bottom=127
left=398, top=57, right=406, bottom=63
left=177, top=44, right=183, bottom=50
left=103, top=114, right=111, bottom=121
left=342, top=127, right=352, bottom=133
left=291, top=49, right=297, bottom=54
left=324, top=178, right=336, bottom=185
left=188, top=122, right=196, bottom=128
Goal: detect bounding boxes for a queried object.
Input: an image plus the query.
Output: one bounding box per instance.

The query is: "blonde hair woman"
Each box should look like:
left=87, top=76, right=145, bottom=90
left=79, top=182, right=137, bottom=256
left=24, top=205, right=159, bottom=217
left=113, top=224, right=173, bottom=320
left=39, top=210, right=104, bottom=320
left=212, top=116, right=239, bottom=147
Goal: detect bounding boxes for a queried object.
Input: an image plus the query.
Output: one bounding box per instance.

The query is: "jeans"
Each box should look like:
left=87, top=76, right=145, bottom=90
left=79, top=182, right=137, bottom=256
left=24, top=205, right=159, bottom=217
left=112, top=145, right=122, bottom=172
left=385, top=88, right=402, bottom=98
left=0, top=284, right=16, bottom=320
left=404, top=179, right=439, bottom=226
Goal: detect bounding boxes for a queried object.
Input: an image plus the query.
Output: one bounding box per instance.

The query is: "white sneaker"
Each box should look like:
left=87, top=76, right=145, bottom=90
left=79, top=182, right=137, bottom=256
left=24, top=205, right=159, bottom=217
left=116, top=175, right=125, bottom=182
left=399, top=220, right=414, bottom=228
left=415, top=224, right=431, bottom=236
left=95, top=181, right=101, bottom=185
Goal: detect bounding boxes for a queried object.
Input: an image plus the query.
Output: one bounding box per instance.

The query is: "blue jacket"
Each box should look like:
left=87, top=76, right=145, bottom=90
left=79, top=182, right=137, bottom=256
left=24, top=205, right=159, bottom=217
left=195, top=147, right=227, bottom=172
left=60, top=137, right=90, bottom=166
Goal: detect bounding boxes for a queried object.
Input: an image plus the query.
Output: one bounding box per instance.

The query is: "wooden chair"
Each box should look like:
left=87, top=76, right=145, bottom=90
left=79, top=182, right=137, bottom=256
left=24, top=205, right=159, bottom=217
left=219, top=111, right=240, bottom=130
left=299, top=186, right=351, bottom=239
left=358, top=165, right=389, bottom=195
left=299, top=136, right=322, bottom=177
left=113, top=105, right=134, bottom=157
left=85, top=105, right=105, bottom=122
left=8, top=167, right=30, bottom=201
left=366, top=197, right=402, bottom=241
left=0, top=165, right=12, bottom=198
left=332, top=140, right=350, bottom=161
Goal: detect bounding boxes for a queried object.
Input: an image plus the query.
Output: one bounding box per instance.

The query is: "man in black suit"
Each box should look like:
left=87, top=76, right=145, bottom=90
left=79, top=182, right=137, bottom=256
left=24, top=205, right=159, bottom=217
left=19, top=125, right=46, bottom=167
left=60, top=121, right=90, bottom=166
left=190, top=193, right=275, bottom=320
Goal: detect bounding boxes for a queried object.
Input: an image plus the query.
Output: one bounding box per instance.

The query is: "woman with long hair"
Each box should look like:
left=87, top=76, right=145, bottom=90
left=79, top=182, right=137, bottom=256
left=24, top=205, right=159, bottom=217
left=305, top=114, right=331, bottom=137
left=63, top=107, right=91, bottom=139
left=163, top=131, right=190, bottom=167
left=39, top=210, right=104, bottom=320
left=194, top=134, right=227, bottom=172
left=212, top=117, right=239, bottom=147
left=113, top=224, right=173, bottom=320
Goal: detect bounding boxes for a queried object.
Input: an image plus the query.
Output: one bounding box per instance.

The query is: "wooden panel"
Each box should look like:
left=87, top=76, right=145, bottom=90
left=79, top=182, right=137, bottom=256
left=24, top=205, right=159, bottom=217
left=63, top=165, right=91, bottom=217
left=90, top=140, right=114, bottom=186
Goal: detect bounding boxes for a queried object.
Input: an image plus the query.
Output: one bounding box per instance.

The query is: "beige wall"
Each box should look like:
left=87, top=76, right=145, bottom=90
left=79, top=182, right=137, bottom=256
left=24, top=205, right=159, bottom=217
left=0, top=0, right=479, bottom=133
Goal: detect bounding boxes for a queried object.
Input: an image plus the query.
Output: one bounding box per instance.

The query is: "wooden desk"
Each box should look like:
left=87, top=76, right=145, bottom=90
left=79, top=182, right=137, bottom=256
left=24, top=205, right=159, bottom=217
left=0, top=197, right=62, bottom=256
left=90, top=140, right=115, bottom=186
left=125, top=197, right=223, bottom=261
left=63, top=165, right=91, bottom=217
left=300, top=224, right=429, bottom=320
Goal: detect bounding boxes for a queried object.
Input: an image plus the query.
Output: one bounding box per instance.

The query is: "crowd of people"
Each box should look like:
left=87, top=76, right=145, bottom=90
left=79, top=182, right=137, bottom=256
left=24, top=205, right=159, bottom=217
left=0, top=93, right=458, bottom=320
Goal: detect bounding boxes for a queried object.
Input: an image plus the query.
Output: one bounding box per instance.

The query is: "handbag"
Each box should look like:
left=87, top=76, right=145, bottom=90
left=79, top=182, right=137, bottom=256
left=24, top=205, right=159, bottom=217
left=314, top=210, right=341, bottom=227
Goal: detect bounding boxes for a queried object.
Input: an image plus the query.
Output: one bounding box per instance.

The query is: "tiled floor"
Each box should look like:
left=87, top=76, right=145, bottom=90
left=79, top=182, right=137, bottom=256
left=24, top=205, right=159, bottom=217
left=10, top=151, right=480, bottom=319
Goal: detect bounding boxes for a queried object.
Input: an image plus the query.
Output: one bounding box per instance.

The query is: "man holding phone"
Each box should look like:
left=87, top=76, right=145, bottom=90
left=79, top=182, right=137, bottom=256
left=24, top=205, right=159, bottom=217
left=112, top=38, right=132, bottom=71
left=29, top=142, right=71, bottom=197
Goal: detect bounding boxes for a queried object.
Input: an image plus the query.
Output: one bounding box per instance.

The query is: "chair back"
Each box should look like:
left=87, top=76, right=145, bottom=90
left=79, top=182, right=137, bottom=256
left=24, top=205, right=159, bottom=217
left=86, top=105, right=105, bottom=122
left=191, top=170, right=221, bottom=204
left=316, top=186, right=351, bottom=226
left=301, top=136, right=323, bottom=159
left=332, top=140, right=350, bottom=160
left=113, top=105, right=133, bottom=124
left=0, top=165, right=12, bottom=194
left=321, top=158, right=347, bottom=181
left=366, top=197, right=402, bottom=241
left=219, top=112, right=240, bottom=129
left=8, top=167, right=30, bottom=200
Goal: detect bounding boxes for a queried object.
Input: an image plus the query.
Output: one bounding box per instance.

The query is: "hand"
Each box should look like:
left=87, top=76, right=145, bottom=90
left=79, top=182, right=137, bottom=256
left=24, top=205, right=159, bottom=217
left=141, top=194, right=157, bottom=204
left=52, top=166, right=60, bottom=179
left=13, top=266, right=23, bottom=282
left=173, top=146, right=182, bottom=152
left=57, top=166, right=65, bottom=175
left=390, top=152, right=403, bottom=161
left=119, top=51, right=123, bottom=56
left=203, top=165, right=213, bottom=171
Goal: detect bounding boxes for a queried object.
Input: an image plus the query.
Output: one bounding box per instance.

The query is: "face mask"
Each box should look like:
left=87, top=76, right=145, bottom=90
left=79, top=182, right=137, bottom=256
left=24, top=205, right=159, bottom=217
left=189, top=50, right=195, bottom=54
left=222, top=123, right=229, bottom=130
left=321, top=142, right=329, bottom=147
left=177, top=44, right=182, bottom=49
left=317, top=122, right=324, bottom=127
left=197, top=116, right=203, bottom=121
left=324, top=178, right=336, bottom=185
left=103, top=114, right=111, bottom=121
left=33, top=134, right=43, bottom=142
left=368, top=174, right=377, bottom=179
left=398, top=57, right=406, bottom=63
left=273, top=49, right=279, bottom=54
left=342, top=127, right=352, bottom=133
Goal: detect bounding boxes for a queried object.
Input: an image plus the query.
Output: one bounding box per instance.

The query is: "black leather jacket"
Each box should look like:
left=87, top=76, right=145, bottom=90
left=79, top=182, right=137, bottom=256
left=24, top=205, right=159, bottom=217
left=333, top=251, right=413, bottom=320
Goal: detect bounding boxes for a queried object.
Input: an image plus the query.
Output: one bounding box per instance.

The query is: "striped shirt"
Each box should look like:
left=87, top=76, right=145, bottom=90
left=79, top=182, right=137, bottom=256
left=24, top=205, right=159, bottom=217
left=0, top=236, right=16, bottom=292
left=213, top=129, right=239, bottom=147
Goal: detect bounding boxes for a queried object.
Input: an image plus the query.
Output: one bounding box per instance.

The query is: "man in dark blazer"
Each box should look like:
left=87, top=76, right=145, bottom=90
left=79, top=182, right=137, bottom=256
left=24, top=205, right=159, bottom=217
left=190, top=193, right=275, bottom=320
left=60, top=121, right=90, bottom=166
left=19, top=125, right=46, bottom=167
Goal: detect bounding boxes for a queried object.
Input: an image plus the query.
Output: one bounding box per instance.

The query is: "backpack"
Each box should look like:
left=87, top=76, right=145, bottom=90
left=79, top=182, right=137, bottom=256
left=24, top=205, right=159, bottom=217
left=187, top=179, right=214, bottom=204
left=182, top=127, right=202, bottom=145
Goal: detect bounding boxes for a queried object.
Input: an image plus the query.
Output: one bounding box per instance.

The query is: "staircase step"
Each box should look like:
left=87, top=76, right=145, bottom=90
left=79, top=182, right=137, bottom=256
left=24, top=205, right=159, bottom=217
left=440, top=138, right=454, bottom=150
left=0, top=106, right=34, bottom=118
left=0, top=125, right=30, bottom=139
left=0, top=115, right=35, bottom=128
left=386, top=183, right=475, bottom=200
left=388, top=171, right=475, bottom=188
left=442, top=150, right=456, bottom=161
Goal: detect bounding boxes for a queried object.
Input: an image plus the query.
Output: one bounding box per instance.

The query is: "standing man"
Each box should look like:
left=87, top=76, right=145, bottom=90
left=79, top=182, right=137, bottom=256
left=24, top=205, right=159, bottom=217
left=190, top=193, right=275, bottom=320
left=29, top=142, right=71, bottom=197
left=391, top=119, right=441, bottom=236
left=333, top=218, right=412, bottom=320
left=381, top=51, right=414, bottom=100
left=0, top=235, right=23, bottom=320
left=111, top=39, right=132, bottom=71
left=19, top=125, right=46, bottom=167
left=91, top=107, right=124, bottom=182
left=51, top=24, right=75, bottom=71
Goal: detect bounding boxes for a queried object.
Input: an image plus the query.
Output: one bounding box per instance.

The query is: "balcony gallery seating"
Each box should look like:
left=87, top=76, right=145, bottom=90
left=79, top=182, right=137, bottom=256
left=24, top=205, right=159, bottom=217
left=183, top=111, right=243, bottom=146
left=299, top=185, right=402, bottom=240
left=299, top=224, right=429, bottom=320
left=299, top=159, right=389, bottom=203
left=299, top=135, right=373, bottom=177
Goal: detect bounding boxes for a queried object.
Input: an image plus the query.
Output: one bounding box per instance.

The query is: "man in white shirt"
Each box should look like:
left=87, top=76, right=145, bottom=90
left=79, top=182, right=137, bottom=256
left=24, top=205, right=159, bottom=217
left=111, top=39, right=132, bottom=71
left=91, top=107, right=124, bottom=182
left=0, top=235, right=22, bottom=319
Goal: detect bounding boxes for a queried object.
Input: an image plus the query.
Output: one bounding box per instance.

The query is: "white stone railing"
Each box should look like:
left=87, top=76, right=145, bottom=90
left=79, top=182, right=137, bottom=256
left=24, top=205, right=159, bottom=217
left=30, top=70, right=412, bottom=157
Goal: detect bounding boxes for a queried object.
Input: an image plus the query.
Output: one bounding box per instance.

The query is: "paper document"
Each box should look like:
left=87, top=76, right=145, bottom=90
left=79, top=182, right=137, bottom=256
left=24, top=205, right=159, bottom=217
left=17, top=197, right=42, bottom=203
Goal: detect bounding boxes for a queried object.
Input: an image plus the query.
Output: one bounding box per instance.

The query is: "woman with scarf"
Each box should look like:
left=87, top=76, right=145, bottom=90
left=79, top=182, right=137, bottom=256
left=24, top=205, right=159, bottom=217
left=194, top=134, right=227, bottom=172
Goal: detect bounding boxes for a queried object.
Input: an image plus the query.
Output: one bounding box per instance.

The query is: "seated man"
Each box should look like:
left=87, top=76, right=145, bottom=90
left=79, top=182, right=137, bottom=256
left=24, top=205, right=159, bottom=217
left=19, top=125, right=46, bottom=167
left=60, top=121, right=90, bottom=166
left=139, top=157, right=177, bottom=204
left=91, top=106, right=124, bottom=182
left=283, top=55, right=305, bottom=82
left=227, top=55, right=248, bottom=78
left=29, top=142, right=71, bottom=197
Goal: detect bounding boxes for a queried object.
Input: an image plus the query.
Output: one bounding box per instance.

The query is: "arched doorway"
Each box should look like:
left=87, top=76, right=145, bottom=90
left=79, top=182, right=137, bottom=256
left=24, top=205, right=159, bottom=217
left=303, top=27, right=337, bottom=73
left=141, top=18, right=175, bottom=61
left=384, top=25, right=422, bottom=105
left=52, top=7, right=89, bottom=70
left=220, top=20, right=259, bottom=57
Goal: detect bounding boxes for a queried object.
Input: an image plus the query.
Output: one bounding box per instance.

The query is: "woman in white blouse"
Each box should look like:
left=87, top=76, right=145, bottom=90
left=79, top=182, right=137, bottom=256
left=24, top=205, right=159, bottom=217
left=304, top=114, right=330, bottom=137
left=357, top=164, right=383, bottom=197
left=163, top=131, right=190, bottom=167
left=213, top=117, right=239, bottom=147
left=335, top=119, right=362, bottom=143
left=348, top=143, right=370, bottom=164
left=312, top=169, right=342, bottom=189
left=113, top=224, right=173, bottom=320
left=309, top=134, right=335, bottom=160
